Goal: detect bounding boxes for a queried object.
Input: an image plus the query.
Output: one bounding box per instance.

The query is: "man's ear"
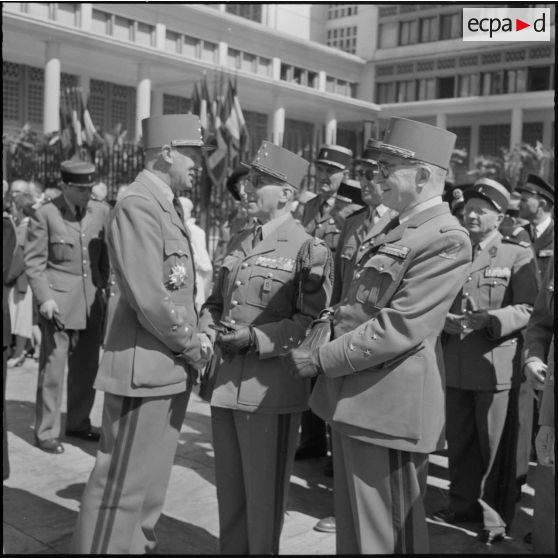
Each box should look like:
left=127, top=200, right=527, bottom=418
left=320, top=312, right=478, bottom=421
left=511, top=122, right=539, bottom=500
left=281, top=187, right=295, bottom=203
left=495, top=212, right=505, bottom=226
left=415, top=165, right=431, bottom=187
left=160, top=145, right=173, bottom=164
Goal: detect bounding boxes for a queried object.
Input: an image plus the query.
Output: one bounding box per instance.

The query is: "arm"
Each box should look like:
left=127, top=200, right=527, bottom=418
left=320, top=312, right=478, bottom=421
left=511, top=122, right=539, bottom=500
left=318, top=231, right=471, bottom=377
left=108, top=195, right=201, bottom=364
left=23, top=208, right=52, bottom=306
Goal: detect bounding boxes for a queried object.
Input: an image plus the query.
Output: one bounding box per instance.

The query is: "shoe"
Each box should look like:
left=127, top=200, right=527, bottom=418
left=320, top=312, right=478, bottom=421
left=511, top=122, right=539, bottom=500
left=323, top=456, right=333, bottom=477
left=294, top=445, right=328, bottom=461
left=477, top=528, right=507, bottom=545
left=7, top=354, right=26, bottom=367
left=314, top=516, right=336, bottom=533
left=523, top=531, right=532, bottom=544
left=65, top=429, right=101, bottom=442
left=37, top=438, right=64, bottom=454
left=432, top=509, right=481, bottom=524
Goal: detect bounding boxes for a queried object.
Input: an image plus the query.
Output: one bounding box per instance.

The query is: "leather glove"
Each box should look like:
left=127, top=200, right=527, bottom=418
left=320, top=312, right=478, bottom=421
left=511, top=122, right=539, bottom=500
left=218, top=326, right=256, bottom=356
left=281, top=347, right=322, bottom=380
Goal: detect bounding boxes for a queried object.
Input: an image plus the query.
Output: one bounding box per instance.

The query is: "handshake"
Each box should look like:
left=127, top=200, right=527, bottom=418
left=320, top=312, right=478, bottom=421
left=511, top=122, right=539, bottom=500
left=210, top=321, right=258, bottom=361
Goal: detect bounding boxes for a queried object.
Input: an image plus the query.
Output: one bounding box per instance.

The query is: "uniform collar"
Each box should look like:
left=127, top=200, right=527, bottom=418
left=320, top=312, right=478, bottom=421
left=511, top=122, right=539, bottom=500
left=143, top=169, right=175, bottom=204
left=261, top=211, right=292, bottom=239
left=535, top=214, right=552, bottom=238
left=477, top=229, right=500, bottom=251
left=399, top=196, right=443, bottom=225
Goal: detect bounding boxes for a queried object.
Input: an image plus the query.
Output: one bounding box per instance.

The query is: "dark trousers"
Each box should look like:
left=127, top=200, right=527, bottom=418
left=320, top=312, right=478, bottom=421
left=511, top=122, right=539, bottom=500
left=515, top=380, right=535, bottom=494
left=71, top=390, right=190, bottom=553
left=446, top=387, right=519, bottom=531
left=3, top=346, right=9, bottom=480
left=211, top=407, right=300, bottom=554
left=332, top=430, right=429, bottom=554
left=35, top=313, right=102, bottom=441
left=299, top=376, right=328, bottom=453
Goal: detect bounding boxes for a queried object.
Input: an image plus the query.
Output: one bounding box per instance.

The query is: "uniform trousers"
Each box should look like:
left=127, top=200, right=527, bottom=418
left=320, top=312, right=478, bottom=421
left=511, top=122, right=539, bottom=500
left=446, top=387, right=519, bottom=531
left=532, top=464, right=556, bottom=554
left=515, top=380, right=534, bottom=495
left=299, top=376, right=328, bottom=453
left=71, top=389, right=189, bottom=554
left=211, top=406, right=300, bottom=554
left=35, top=312, right=102, bottom=441
left=332, top=430, right=429, bottom=554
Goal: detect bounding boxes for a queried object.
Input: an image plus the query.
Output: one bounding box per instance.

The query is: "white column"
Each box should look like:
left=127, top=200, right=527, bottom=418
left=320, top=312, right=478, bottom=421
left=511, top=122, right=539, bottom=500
left=271, top=57, right=281, bottom=81
left=542, top=118, right=552, bottom=148
left=469, top=122, right=480, bottom=162
left=151, top=90, right=164, bottom=116
left=318, top=70, right=327, bottom=92
left=436, top=113, right=447, bottom=129
left=325, top=109, right=337, bottom=144
left=80, top=75, right=91, bottom=104
left=155, top=23, right=166, bottom=50
left=218, top=41, right=228, bottom=67
left=80, top=3, right=92, bottom=30
left=43, top=41, right=61, bottom=135
left=136, top=64, right=151, bottom=142
left=363, top=121, right=374, bottom=142
left=271, top=100, right=285, bottom=146
left=510, top=107, right=523, bottom=149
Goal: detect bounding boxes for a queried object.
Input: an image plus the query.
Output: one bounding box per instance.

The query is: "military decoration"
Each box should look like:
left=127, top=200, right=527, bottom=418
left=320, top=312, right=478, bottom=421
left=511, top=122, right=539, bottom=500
left=168, top=263, right=187, bottom=289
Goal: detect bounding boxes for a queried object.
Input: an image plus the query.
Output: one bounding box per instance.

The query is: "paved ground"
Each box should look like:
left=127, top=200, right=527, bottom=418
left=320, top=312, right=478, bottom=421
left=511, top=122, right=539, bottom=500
left=4, top=357, right=538, bottom=554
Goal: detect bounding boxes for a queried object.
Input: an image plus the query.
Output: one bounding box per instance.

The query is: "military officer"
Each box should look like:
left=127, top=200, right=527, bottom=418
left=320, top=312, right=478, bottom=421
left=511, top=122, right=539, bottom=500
left=514, top=173, right=553, bottom=498
left=296, top=143, right=353, bottom=463
left=436, top=178, right=538, bottom=544
left=24, top=160, right=110, bottom=454
left=283, top=118, right=472, bottom=553
left=71, top=115, right=213, bottom=554
left=523, top=257, right=554, bottom=554
left=199, top=141, right=333, bottom=554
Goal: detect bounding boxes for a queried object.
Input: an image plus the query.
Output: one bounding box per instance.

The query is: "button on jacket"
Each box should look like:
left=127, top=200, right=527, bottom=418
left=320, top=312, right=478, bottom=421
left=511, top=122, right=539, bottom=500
left=24, top=196, right=110, bottom=330
left=301, top=195, right=341, bottom=253
left=200, top=215, right=332, bottom=413
left=310, top=203, right=472, bottom=454
left=94, top=171, right=201, bottom=398
left=444, top=232, right=538, bottom=391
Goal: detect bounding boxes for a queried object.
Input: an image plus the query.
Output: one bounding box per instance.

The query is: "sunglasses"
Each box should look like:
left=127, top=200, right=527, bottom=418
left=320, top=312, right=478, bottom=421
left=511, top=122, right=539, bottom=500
left=356, top=167, right=377, bottom=181
left=247, top=172, right=285, bottom=189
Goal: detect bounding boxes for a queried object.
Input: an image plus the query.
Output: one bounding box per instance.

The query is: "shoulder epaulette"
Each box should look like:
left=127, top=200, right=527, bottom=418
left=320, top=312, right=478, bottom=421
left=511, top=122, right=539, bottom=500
left=502, top=235, right=530, bottom=248
left=440, top=224, right=469, bottom=235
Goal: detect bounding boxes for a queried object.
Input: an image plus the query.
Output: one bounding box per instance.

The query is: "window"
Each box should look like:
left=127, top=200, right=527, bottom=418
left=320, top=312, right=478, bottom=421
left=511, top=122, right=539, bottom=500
left=257, top=57, right=272, bottom=76
left=396, top=80, right=416, bottom=102
left=506, top=69, right=527, bottom=93
left=527, top=66, right=551, bottom=91
left=183, top=35, right=199, bottom=58
left=458, top=73, right=479, bottom=97
left=437, top=76, right=455, bottom=98
left=92, top=9, right=110, bottom=34
left=280, top=63, right=292, bottom=82
left=166, top=30, right=181, bottom=54
left=326, top=77, right=335, bottom=93
left=56, top=3, right=79, bottom=27
left=163, top=94, right=189, bottom=115
left=241, top=52, right=257, bottom=72
left=399, top=20, right=418, bottom=45
left=440, top=13, right=461, bottom=39
left=481, top=71, right=503, bottom=95
left=227, top=48, right=241, bottom=70
left=522, top=122, right=544, bottom=145
left=417, top=78, right=436, bottom=100
left=419, top=16, right=438, bottom=42
left=377, top=82, right=396, bottom=103
left=113, top=16, right=133, bottom=41
left=293, top=67, right=304, bottom=85
left=307, top=71, right=318, bottom=88
left=225, top=4, right=262, bottom=23
left=479, top=124, right=510, bottom=157
left=136, top=22, right=154, bottom=47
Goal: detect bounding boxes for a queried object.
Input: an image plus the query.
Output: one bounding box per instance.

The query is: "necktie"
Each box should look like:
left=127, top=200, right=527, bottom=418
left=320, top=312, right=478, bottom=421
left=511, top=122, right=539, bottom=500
left=252, top=225, right=263, bottom=248
left=530, top=224, right=537, bottom=241
left=75, top=206, right=83, bottom=221
left=472, top=244, right=481, bottom=259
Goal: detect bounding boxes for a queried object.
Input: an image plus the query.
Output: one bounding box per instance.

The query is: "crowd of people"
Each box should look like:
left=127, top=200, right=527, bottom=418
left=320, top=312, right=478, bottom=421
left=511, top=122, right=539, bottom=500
left=2, top=112, right=554, bottom=555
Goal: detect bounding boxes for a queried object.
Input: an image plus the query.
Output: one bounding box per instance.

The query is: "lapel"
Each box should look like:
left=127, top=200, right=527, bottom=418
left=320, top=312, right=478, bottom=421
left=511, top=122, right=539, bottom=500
left=535, top=219, right=554, bottom=250
left=471, top=232, right=501, bottom=273
left=135, top=171, right=190, bottom=238
left=54, top=196, right=80, bottom=232
left=242, top=215, right=295, bottom=260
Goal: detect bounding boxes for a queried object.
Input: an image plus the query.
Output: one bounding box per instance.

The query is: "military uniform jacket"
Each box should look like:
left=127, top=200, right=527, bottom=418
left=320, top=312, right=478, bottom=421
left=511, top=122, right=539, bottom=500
left=444, top=232, right=538, bottom=391
left=524, top=257, right=554, bottom=426
left=94, top=171, right=202, bottom=398
left=525, top=219, right=554, bottom=280
left=199, top=215, right=332, bottom=414
left=310, top=203, right=472, bottom=454
left=301, top=195, right=341, bottom=253
left=332, top=208, right=397, bottom=305
left=24, top=196, right=110, bottom=330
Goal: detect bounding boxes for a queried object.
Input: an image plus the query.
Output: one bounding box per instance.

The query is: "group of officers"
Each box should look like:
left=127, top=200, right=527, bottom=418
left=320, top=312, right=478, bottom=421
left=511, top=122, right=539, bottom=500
left=4, top=111, right=554, bottom=555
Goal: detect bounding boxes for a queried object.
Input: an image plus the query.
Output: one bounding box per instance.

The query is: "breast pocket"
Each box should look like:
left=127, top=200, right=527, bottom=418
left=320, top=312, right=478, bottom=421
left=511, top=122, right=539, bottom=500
left=353, top=254, right=406, bottom=309
left=246, top=267, right=293, bottom=311
left=479, top=275, right=509, bottom=307
left=48, top=236, right=75, bottom=263
left=163, top=238, right=190, bottom=287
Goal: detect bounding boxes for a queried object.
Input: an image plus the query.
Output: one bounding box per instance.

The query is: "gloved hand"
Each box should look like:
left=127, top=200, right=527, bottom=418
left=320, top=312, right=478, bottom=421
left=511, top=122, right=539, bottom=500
left=189, top=333, right=214, bottom=372
left=218, top=326, right=256, bottom=356
left=281, top=347, right=322, bottom=380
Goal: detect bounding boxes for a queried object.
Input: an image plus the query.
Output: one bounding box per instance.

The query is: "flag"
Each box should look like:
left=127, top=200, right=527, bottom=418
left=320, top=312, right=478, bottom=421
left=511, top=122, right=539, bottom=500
left=82, top=93, right=99, bottom=147
left=190, top=82, right=200, bottom=116
left=223, top=78, right=249, bottom=164
left=199, top=75, right=210, bottom=131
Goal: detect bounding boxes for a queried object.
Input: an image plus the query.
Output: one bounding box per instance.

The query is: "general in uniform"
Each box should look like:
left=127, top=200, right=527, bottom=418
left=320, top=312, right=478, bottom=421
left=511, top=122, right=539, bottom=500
left=24, top=161, right=110, bottom=453
left=199, top=142, right=333, bottom=554
left=71, top=115, right=212, bottom=554
left=439, top=179, right=538, bottom=544
left=284, top=118, right=472, bottom=553
left=523, top=257, right=554, bottom=554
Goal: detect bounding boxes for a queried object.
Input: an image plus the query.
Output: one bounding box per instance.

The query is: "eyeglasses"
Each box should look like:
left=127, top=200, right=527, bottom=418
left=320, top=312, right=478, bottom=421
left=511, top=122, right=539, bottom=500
left=356, top=168, right=377, bottom=181
left=377, top=159, right=419, bottom=179
left=247, top=172, right=284, bottom=189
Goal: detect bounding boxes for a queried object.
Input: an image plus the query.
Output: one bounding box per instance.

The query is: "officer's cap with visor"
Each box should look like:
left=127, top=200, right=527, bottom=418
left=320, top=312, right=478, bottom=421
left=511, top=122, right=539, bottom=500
left=244, top=141, right=309, bottom=189
left=60, top=160, right=97, bottom=188
left=141, top=114, right=212, bottom=150
left=464, top=178, right=510, bottom=214
left=515, top=174, right=554, bottom=205
left=315, top=144, right=353, bottom=170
